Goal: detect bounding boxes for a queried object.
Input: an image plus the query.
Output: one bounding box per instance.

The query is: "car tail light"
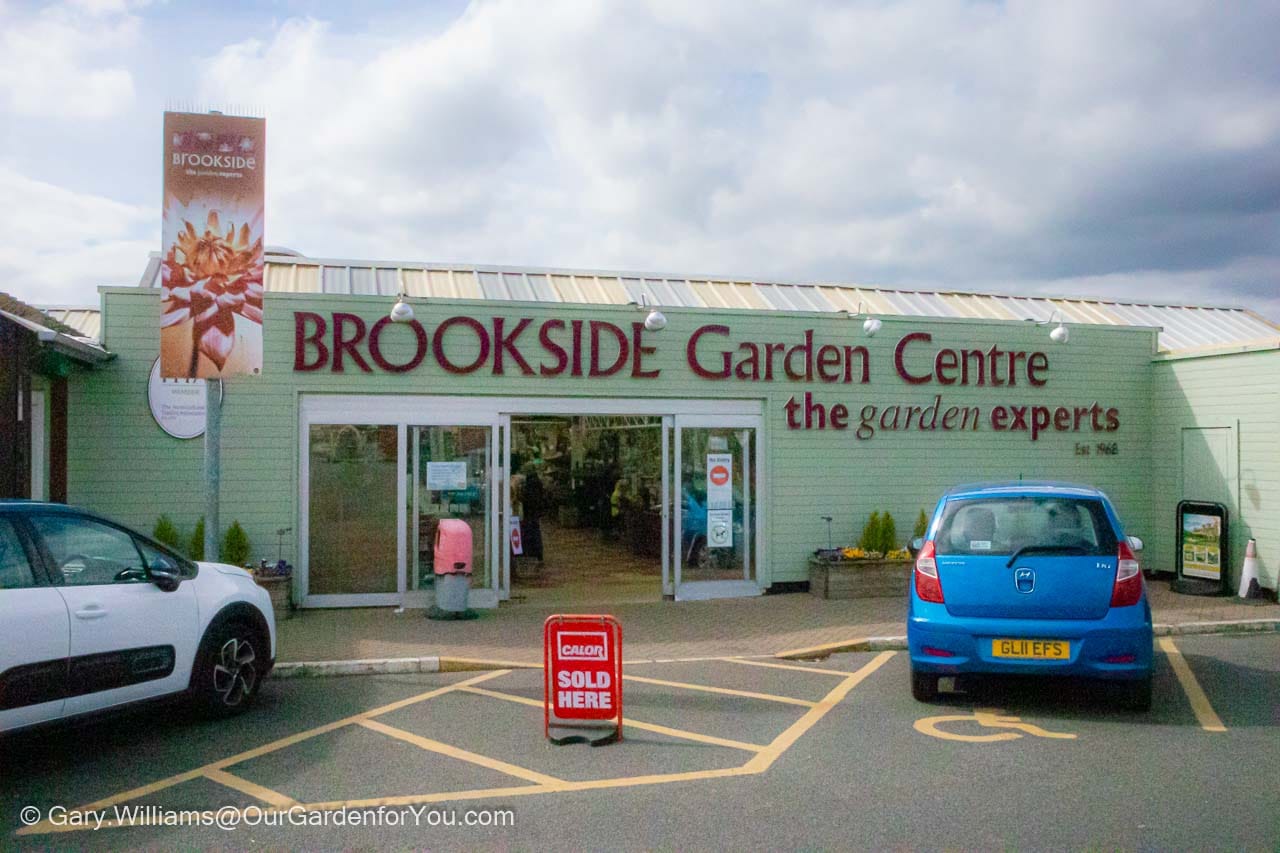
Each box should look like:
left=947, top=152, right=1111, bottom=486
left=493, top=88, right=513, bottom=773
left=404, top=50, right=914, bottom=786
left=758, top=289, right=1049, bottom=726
left=1110, top=540, right=1142, bottom=607
left=922, top=646, right=954, bottom=658
left=1103, top=654, right=1137, bottom=664
left=914, top=541, right=944, bottom=603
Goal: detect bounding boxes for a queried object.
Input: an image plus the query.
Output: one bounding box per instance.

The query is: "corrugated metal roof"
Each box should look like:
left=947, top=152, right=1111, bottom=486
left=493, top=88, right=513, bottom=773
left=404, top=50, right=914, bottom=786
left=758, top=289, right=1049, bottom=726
left=37, top=306, right=102, bottom=342
left=85, top=251, right=1269, bottom=354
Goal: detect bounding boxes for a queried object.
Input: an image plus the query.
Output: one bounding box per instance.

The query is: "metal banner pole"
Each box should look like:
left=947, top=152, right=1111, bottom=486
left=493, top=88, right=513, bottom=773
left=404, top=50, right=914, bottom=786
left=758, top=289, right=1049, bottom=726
left=204, top=378, right=222, bottom=560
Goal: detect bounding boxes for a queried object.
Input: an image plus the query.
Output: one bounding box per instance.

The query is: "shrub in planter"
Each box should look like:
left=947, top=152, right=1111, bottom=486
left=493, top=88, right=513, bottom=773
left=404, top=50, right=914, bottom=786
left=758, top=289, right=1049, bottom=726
left=914, top=509, right=929, bottom=540
left=858, top=511, right=882, bottom=552
left=878, top=512, right=897, bottom=555
left=153, top=515, right=183, bottom=552
left=189, top=517, right=205, bottom=561
left=221, top=521, right=252, bottom=567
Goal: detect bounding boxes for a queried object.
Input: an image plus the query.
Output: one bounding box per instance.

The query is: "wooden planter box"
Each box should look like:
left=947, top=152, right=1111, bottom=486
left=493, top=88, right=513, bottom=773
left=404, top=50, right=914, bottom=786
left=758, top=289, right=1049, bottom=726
left=254, top=574, right=293, bottom=619
left=809, top=557, right=912, bottom=599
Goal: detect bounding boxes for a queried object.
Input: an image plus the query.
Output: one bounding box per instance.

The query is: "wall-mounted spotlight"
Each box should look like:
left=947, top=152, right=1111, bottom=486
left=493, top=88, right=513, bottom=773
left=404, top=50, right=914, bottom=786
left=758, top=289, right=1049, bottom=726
left=1031, top=308, right=1070, bottom=344
left=635, top=293, right=667, bottom=331
left=851, top=300, right=882, bottom=337
left=389, top=292, right=414, bottom=323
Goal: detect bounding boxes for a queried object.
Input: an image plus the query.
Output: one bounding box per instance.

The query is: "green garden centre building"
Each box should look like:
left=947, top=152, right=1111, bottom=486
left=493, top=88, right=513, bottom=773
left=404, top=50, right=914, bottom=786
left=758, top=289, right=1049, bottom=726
left=17, top=250, right=1280, bottom=610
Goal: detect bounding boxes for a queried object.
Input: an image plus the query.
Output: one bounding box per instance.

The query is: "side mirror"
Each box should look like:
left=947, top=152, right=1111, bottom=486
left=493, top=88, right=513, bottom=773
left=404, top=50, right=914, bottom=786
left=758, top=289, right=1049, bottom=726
left=149, top=558, right=181, bottom=592
left=909, top=537, right=924, bottom=558
left=1127, top=535, right=1144, bottom=553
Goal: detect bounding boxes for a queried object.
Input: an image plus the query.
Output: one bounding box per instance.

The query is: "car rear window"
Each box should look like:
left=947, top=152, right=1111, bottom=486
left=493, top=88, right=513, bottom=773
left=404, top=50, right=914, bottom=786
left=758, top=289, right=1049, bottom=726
left=935, top=496, right=1118, bottom=557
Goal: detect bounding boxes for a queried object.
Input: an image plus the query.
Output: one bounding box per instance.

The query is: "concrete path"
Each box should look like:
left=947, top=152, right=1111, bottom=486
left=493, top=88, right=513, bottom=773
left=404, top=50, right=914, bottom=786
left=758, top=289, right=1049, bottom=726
left=275, top=577, right=1279, bottom=666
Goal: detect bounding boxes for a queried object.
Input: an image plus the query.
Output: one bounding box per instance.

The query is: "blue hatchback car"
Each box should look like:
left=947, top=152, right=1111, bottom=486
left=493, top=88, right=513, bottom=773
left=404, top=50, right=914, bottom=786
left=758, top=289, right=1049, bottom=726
left=907, top=482, right=1153, bottom=710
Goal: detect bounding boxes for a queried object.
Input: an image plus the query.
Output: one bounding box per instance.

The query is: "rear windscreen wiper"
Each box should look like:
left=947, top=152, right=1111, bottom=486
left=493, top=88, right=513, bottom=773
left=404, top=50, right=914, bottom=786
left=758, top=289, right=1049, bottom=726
left=1005, top=545, right=1089, bottom=568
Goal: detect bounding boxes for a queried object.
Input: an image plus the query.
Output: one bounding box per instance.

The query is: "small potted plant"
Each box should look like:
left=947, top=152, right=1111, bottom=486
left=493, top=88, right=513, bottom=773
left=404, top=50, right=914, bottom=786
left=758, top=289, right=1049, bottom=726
left=223, top=521, right=293, bottom=619
left=809, top=511, right=917, bottom=599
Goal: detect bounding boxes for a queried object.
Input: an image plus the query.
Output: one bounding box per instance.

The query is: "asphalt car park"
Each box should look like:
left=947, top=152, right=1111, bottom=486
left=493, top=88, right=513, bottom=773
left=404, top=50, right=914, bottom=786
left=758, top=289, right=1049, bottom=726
left=4, top=632, right=1278, bottom=850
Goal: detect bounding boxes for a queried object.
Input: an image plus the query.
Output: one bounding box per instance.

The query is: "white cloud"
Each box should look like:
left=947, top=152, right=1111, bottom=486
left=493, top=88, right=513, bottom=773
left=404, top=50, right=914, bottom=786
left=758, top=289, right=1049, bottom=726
left=1, top=0, right=1277, bottom=322
left=0, top=168, right=153, bottom=303
left=0, top=1, right=139, bottom=119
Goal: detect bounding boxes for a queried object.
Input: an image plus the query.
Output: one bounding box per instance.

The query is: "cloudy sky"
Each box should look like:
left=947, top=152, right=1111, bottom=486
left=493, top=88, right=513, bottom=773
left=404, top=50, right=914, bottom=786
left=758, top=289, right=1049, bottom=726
left=2, top=0, right=1278, bottom=321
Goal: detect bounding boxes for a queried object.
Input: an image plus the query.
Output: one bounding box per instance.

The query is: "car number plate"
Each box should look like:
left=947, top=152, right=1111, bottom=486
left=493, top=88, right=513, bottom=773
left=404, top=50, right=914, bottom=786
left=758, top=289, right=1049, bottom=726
left=991, top=638, right=1069, bottom=659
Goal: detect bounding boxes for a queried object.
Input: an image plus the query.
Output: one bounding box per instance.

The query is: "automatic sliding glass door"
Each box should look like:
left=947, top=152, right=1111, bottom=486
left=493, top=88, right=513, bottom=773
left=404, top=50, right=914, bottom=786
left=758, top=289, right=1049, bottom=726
left=307, top=424, right=400, bottom=602
left=407, top=426, right=493, bottom=600
left=672, top=415, right=762, bottom=600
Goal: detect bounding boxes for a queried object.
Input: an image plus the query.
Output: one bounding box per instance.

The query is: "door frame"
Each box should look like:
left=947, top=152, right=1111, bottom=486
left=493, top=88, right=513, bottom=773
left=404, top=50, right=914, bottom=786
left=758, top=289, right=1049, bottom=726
left=298, top=395, right=764, bottom=608
left=672, top=414, right=765, bottom=601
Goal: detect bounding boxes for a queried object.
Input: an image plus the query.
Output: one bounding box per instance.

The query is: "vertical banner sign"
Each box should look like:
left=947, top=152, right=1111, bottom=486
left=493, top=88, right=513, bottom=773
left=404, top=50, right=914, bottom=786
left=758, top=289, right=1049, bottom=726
left=706, top=452, right=734, bottom=549
left=160, top=111, right=265, bottom=378
left=544, top=615, right=623, bottom=745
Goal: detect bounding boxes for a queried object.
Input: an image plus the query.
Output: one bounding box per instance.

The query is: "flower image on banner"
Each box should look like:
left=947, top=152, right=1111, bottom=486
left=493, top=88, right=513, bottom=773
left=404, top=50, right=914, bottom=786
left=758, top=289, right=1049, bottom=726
left=160, top=111, right=265, bottom=378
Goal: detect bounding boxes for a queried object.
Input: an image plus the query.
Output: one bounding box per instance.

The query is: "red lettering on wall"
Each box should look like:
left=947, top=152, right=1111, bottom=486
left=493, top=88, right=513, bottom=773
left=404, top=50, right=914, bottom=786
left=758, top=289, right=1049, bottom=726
left=687, top=324, right=731, bottom=379
left=332, top=313, right=372, bottom=373
left=630, top=322, right=659, bottom=378
left=294, top=312, right=329, bottom=371
left=493, top=317, right=534, bottom=376
left=539, top=320, right=568, bottom=376
left=433, top=316, right=490, bottom=374
left=368, top=316, right=428, bottom=373
left=589, top=321, right=628, bottom=377
left=894, top=332, right=933, bottom=385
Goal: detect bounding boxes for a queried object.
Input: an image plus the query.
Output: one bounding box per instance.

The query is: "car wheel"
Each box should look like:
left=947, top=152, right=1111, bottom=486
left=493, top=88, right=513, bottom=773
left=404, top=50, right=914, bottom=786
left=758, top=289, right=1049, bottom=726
left=1115, top=675, right=1152, bottom=712
left=911, top=668, right=939, bottom=702
left=192, top=619, right=265, bottom=717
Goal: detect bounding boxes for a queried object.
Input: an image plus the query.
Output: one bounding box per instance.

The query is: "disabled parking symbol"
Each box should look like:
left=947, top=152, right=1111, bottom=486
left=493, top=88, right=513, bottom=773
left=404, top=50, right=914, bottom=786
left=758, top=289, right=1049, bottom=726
left=914, top=708, right=1076, bottom=743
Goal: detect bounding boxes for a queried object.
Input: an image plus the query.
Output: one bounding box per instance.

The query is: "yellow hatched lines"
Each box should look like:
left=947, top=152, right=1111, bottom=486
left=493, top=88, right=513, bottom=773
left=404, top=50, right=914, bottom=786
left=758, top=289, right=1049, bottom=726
left=620, top=673, right=817, bottom=707
left=356, top=718, right=565, bottom=785
left=17, top=653, right=896, bottom=837
left=459, top=684, right=766, bottom=752
left=15, top=669, right=512, bottom=837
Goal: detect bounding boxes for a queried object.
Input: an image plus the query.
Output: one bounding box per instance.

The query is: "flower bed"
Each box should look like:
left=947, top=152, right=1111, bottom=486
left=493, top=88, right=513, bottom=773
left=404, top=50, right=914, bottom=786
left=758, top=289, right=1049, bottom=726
left=808, top=553, right=912, bottom=600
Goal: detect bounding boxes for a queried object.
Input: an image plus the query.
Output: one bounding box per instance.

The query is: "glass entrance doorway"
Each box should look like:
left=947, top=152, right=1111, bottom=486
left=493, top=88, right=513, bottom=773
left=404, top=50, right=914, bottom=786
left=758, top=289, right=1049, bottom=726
left=408, top=426, right=493, bottom=603
left=672, top=416, right=759, bottom=600
left=299, top=396, right=762, bottom=608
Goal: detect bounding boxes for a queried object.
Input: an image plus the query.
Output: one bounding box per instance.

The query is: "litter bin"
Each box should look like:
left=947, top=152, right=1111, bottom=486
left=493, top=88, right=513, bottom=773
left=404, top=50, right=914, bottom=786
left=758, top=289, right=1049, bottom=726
left=429, top=519, right=477, bottom=620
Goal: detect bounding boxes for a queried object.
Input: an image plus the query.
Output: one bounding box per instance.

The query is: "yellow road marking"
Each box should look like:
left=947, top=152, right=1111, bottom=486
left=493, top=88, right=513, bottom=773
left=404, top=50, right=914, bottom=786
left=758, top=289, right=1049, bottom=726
left=1159, top=637, right=1227, bottom=732
left=357, top=718, right=565, bottom=786
left=459, top=684, right=543, bottom=708
left=203, top=768, right=298, bottom=808
left=743, top=651, right=895, bottom=773
left=460, top=684, right=765, bottom=752
left=19, top=654, right=898, bottom=837
left=773, top=638, right=870, bottom=660
left=620, top=719, right=765, bottom=752
left=15, top=669, right=511, bottom=837
left=719, top=657, right=860, bottom=677
left=914, top=708, right=1076, bottom=743
left=621, top=673, right=816, bottom=707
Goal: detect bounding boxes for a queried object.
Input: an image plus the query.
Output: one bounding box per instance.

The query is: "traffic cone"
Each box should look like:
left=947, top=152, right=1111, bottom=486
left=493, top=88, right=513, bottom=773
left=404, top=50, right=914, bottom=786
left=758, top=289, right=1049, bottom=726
left=1237, top=538, right=1260, bottom=599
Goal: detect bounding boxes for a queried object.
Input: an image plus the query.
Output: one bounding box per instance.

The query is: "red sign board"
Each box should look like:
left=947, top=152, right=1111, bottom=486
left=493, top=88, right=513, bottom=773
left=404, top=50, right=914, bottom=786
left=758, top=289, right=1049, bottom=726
left=709, top=465, right=730, bottom=486
left=544, top=615, right=622, bottom=743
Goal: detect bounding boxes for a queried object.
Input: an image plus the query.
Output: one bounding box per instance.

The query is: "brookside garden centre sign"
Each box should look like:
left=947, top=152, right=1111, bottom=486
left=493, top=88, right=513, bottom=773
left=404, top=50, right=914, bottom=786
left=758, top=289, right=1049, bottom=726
left=293, top=312, right=1122, bottom=443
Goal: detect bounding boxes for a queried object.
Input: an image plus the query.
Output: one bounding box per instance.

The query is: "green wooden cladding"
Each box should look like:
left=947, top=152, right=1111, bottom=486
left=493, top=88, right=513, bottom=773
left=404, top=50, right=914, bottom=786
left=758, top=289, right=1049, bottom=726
left=69, top=287, right=1173, bottom=589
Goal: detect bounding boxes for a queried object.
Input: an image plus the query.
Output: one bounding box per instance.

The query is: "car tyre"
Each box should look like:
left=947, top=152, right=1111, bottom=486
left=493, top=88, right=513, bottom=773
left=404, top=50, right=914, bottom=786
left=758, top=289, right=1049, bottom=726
left=1115, top=675, right=1152, bottom=712
left=911, top=668, right=939, bottom=702
left=192, top=619, right=266, bottom=718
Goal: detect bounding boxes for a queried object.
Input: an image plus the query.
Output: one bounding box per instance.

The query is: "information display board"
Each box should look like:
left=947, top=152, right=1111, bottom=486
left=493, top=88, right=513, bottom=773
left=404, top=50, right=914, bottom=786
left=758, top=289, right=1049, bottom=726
left=1175, top=500, right=1229, bottom=595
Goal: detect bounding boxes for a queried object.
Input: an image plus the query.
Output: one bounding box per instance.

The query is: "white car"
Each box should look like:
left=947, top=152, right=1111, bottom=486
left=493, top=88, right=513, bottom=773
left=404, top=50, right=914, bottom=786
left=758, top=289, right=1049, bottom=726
left=0, top=502, right=276, bottom=734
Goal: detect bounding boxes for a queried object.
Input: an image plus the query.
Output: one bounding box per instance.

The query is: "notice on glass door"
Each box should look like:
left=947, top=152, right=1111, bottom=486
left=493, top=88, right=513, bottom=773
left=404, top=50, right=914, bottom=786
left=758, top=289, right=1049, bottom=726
left=706, top=453, right=733, bottom=510
left=427, top=461, right=467, bottom=491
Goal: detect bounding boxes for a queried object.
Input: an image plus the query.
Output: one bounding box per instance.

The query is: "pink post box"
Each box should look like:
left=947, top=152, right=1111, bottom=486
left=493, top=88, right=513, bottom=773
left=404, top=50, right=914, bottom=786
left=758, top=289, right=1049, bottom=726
left=434, top=519, right=473, bottom=576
